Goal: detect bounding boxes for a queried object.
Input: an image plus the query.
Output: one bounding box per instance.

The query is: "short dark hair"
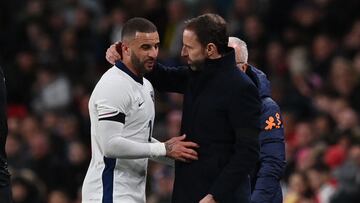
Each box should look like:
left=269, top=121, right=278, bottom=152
left=184, top=13, right=229, bottom=55
left=121, top=17, right=157, bottom=41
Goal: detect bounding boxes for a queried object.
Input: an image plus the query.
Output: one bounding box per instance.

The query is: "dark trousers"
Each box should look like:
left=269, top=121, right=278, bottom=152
left=0, top=185, right=12, bottom=203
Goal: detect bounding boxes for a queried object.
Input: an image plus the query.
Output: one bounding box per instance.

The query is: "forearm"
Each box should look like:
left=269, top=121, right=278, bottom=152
left=257, top=131, right=286, bottom=179
left=251, top=177, right=281, bottom=203
left=104, top=136, right=166, bottom=159
left=251, top=130, right=285, bottom=202
left=145, top=63, right=188, bottom=93
left=100, top=121, right=166, bottom=159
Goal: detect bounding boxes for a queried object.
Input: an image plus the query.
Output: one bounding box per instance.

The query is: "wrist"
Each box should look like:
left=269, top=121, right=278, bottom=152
left=164, top=142, right=171, bottom=156
left=149, top=143, right=166, bottom=157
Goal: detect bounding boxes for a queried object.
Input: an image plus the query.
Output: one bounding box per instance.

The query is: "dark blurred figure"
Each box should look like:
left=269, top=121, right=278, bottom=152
left=11, top=174, right=42, bottom=203
left=24, top=131, right=69, bottom=193
left=48, top=190, right=72, bottom=203
left=332, top=145, right=360, bottom=203
left=0, top=65, right=12, bottom=202
left=6, top=51, right=37, bottom=107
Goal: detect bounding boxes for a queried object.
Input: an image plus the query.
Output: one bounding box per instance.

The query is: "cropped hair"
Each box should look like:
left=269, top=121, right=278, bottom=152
left=121, top=17, right=157, bottom=41
left=184, top=13, right=229, bottom=55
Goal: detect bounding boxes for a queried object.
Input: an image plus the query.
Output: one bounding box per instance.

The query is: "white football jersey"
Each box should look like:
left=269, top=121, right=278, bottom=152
left=82, top=62, right=164, bottom=203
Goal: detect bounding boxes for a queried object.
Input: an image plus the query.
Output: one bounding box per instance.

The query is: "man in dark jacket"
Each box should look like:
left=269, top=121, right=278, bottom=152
left=0, top=65, right=12, bottom=203
left=147, top=14, right=261, bottom=203
left=229, top=37, right=286, bottom=203
left=106, top=14, right=261, bottom=203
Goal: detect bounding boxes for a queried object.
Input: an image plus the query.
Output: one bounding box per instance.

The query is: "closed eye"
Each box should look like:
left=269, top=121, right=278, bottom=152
left=141, top=44, right=151, bottom=50
left=140, top=43, right=160, bottom=51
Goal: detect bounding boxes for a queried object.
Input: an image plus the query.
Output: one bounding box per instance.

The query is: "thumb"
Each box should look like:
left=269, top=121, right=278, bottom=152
left=177, top=134, right=186, bottom=141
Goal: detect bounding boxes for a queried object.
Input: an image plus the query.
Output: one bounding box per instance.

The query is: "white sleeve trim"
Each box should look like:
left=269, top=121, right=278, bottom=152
left=149, top=142, right=166, bottom=157
left=149, top=138, right=174, bottom=166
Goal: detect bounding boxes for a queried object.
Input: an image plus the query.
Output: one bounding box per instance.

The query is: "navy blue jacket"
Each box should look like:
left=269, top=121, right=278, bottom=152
left=246, top=66, right=286, bottom=203
left=147, top=50, right=261, bottom=203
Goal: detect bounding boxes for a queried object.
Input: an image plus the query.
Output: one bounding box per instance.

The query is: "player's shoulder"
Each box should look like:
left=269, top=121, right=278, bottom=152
left=143, top=77, right=154, bottom=89
left=101, top=67, right=131, bottom=86
left=93, top=67, right=132, bottom=97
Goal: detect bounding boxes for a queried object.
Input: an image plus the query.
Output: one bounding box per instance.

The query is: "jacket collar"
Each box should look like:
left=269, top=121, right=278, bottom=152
left=203, top=48, right=236, bottom=72
left=115, top=61, right=143, bottom=85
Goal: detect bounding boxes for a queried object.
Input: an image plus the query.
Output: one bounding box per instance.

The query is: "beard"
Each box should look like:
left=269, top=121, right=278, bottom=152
left=189, top=58, right=205, bottom=71
left=131, top=51, right=155, bottom=75
left=187, top=49, right=207, bottom=71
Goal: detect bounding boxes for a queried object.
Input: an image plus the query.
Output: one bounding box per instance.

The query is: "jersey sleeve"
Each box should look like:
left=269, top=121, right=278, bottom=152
left=94, top=80, right=166, bottom=159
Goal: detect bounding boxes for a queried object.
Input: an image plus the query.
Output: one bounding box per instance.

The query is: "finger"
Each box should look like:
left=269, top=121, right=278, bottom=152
left=182, top=141, right=199, bottom=148
left=179, top=134, right=186, bottom=140
left=108, top=55, right=116, bottom=65
left=182, top=148, right=198, bottom=156
left=105, top=50, right=110, bottom=60
left=173, top=134, right=186, bottom=141
left=109, top=48, right=121, bottom=59
left=177, top=157, right=189, bottom=162
left=111, top=49, right=121, bottom=59
left=182, top=153, right=198, bottom=160
left=108, top=44, right=120, bottom=56
left=105, top=54, right=114, bottom=65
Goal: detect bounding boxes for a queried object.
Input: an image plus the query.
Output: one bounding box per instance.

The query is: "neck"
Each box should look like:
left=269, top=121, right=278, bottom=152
left=208, top=53, right=222, bottom=60
left=123, top=59, right=142, bottom=77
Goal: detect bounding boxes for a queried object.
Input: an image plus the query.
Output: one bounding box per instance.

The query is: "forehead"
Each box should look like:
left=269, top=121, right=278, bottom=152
left=183, top=29, right=200, bottom=44
left=131, top=31, right=159, bottom=45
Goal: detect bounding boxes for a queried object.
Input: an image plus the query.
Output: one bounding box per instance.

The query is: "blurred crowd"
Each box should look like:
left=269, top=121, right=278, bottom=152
left=0, top=0, right=360, bottom=202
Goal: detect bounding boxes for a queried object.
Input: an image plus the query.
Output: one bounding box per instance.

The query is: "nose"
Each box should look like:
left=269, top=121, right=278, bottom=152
left=148, top=47, right=158, bottom=59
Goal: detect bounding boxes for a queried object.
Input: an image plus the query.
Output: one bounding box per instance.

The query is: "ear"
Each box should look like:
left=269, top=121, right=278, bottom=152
left=122, top=43, right=131, bottom=57
left=241, top=64, right=248, bottom=72
left=206, top=43, right=217, bottom=57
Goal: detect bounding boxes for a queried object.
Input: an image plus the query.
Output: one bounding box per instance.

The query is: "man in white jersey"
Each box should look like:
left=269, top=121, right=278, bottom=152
left=82, top=17, right=199, bottom=203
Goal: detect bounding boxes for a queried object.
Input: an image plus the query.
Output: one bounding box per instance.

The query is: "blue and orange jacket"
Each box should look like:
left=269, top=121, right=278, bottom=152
left=246, top=65, right=286, bottom=203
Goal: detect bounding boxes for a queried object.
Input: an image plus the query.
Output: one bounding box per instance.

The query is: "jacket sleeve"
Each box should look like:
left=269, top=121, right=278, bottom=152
left=209, top=80, right=261, bottom=202
left=145, top=63, right=189, bottom=93
left=251, top=98, right=286, bottom=203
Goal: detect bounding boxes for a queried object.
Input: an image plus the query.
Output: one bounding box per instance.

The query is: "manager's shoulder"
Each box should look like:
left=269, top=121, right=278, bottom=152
left=228, top=68, right=257, bottom=89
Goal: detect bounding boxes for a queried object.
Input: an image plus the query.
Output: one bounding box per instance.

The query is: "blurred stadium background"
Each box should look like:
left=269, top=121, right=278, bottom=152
left=0, top=0, right=360, bottom=202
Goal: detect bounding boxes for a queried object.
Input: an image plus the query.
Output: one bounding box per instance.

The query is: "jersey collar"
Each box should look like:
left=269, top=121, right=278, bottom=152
left=115, top=61, right=143, bottom=85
